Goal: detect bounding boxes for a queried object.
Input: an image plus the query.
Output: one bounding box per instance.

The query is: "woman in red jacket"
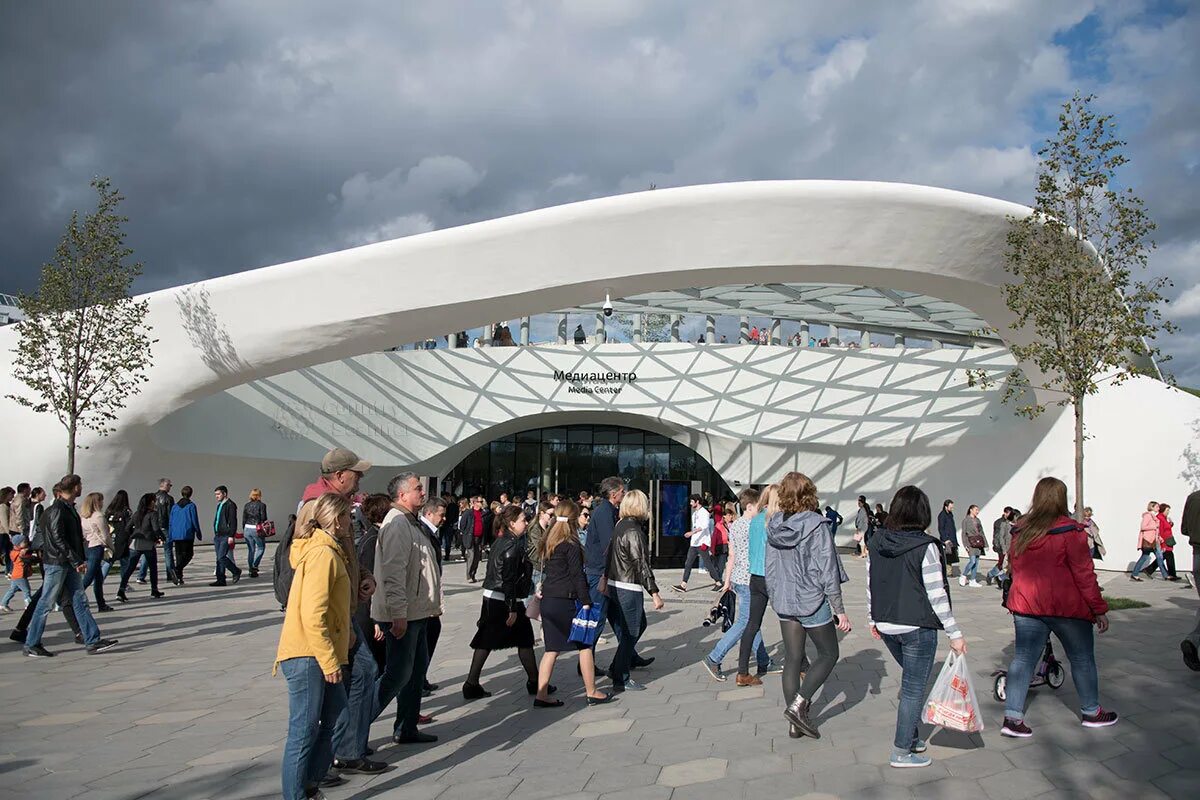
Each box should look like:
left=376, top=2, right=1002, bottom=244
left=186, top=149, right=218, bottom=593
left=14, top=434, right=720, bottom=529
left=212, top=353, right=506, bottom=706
left=1158, top=504, right=1178, bottom=581
left=1000, top=477, right=1116, bottom=739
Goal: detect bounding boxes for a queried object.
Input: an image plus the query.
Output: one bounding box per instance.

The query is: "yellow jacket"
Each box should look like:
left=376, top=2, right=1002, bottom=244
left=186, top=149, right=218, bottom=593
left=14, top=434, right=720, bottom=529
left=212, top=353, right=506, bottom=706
left=274, top=527, right=351, bottom=676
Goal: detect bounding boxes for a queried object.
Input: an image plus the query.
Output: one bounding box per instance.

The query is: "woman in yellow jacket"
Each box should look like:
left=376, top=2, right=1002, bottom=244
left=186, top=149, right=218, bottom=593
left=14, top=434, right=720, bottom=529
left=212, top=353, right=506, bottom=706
left=275, top=493, right=353, bottom=800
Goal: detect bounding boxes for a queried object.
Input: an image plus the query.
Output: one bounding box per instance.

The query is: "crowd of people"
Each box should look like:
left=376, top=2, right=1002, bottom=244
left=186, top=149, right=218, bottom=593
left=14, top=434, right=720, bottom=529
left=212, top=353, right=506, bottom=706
left=2, top=452, right=1197, bottom=796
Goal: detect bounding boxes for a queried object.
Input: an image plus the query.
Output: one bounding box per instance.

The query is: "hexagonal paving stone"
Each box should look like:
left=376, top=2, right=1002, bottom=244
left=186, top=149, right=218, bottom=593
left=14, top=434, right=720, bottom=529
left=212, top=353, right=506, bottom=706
left=572, top=718, right=634, bottom=738
left=657, top=757, right=728, bottom=788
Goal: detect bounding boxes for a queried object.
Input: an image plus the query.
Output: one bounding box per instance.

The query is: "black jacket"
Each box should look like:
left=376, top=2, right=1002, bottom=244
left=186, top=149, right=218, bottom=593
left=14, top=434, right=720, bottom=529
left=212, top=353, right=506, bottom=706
left=937, top=509, right=958, bottom=546
left=419, top=516, right=443, bottom=572
left=604, top=517, right=659, bottom=595
left=130, top=510, right=159, bottom=551
left=155, top=490, right=174, bottom=535
left=108, top=509, right=133, bottom=559
left=481, top=535, right=532, bottom=611
left=867, top=527, right=949, bottom=630
left=1182, top=489, right=1200, bottom=547
left=215, top=499, right=238, bottom=537
left=43, top=497, right=86, bottom=568
left=355, top=523, right=380, bottom=635
left=243, top=499, right=268, bottom=528
left=541, top=539, right=590, bottom=602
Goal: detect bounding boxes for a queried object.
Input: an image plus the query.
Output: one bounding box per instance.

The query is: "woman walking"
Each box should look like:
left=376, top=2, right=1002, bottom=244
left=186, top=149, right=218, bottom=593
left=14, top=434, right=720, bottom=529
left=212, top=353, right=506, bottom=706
left=739, top=484, right=790, bottom=686
left=79, top=492, right=114, bottom=612
left=243, top=488, right=269, bottom=578
left=866, top=485, right=967, bottom=768
left=0, top=486, right=13, bottom=577
left=462, top=505, right=540, bottom=700
left=853, top=496, right=870, bottom=558
left=1130, top=501, right=1165, bottom=581
left=604, top=489, right=664, bottom=693
left=960, top=505, right=985, bottom=588
left=117, top=493, right=165, bottom=601
left=1158, top=504, right=1179, bottom=581
left=1082, top=507, right=1105, bottom=560
left=275, top=493, right=352, bottom=800
left=1001, top=477, right=1116, bottom=738
left=767, top=472, right=850, bottom=739
left=532, top=499, right=613, bottom=706
left=103, top=491, right=133, bottom=583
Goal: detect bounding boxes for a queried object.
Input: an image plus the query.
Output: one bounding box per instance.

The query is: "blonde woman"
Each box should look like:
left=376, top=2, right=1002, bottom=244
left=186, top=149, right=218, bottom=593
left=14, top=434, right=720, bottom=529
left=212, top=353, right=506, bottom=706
left=533, top=499, right=615, bottom=706
left=605, top=489, right=664, bottom=692
left=80, top=492, right=114, bottom=612
left=1130, top=501, right=1164, bottom=581
left=739, top=484, right=783, bottom=685
left=274, top=492, right=352, bottom=800
left=243, top=488, right=269, bottom=578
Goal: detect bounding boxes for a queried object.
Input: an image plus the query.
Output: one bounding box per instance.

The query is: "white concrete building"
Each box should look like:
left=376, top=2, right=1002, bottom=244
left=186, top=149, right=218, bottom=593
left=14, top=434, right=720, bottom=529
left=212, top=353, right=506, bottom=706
left=0, top=181, right=1194, bottom=566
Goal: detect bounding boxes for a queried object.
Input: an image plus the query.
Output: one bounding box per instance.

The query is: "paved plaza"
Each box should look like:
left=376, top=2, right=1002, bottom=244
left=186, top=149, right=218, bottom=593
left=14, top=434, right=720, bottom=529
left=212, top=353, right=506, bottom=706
left=1, top=545, right=1197, bottom=800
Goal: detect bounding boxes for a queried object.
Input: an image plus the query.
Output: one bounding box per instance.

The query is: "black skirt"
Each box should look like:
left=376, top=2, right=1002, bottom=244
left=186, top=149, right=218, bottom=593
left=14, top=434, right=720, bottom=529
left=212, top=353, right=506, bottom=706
left=540, top=596, right=585, bottom=653
left=469, top=596, right=534, bottom=651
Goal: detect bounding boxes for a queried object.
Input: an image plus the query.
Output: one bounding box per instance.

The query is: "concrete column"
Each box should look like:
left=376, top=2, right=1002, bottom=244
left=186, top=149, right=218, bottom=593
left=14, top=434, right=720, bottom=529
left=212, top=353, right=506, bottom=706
left=770, top=318, right=781, bottom=345
left=739, top=316, right=749, bottom=344
left=828, top=324, right=840, bottom=346
left=860, top=330, right=871, bottom=349
left=520, top=316, right=530, bottom=346
left=799, top=320, right=810, bottom=347
left=557, top=314, right=567, bottom=345
left=894, top=332, right=905, bottom=348
left=632, top=313, right=643, bottom=343
left=705, top=315, right=716, bottom=344
left=595, top=312, right=606, bottom=344
left=670, top=315, right=682, bottom=343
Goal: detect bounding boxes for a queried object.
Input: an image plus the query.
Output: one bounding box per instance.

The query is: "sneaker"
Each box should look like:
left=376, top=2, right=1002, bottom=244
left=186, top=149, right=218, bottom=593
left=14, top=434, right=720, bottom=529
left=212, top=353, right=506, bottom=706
left=331, top=758, right=387, bottom=774
left=1081, top=708, right=1119, bottom=728
left=1182, top=638, right=1200, bottom=672
left=735, top=673, right=763, bottom=687
left=969, top=580, right=983, bottom=588
left=86, top=638, right=119, bottom=654
left=890, top=752, right=932, bottom=768
left=671, top=583, right=687, bottom=592
left=958, top=575, right=968, bottom=587
left=1129, top=574, right=1143, bottom=582
left=701, top=658, right=726, bottom=682
left=318, top=770, right=345, bottom=788
left=23, top=644, right=55, bottom=658
left=0, top=606, right=10, bottom=613
left=757, top=661, right=784, bottom=676
left=136, top=578, right=147, bottom=585
left=1001, top=717, right=1033, bottom=738
left=623, top=678, right=648, bottom=691
left=911, top=738, right=928, bottom=753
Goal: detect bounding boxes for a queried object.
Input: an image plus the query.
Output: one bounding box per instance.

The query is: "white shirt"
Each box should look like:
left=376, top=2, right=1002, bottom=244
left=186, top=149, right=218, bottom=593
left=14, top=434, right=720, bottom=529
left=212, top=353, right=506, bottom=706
left=691, top=507, right=712, bottom=549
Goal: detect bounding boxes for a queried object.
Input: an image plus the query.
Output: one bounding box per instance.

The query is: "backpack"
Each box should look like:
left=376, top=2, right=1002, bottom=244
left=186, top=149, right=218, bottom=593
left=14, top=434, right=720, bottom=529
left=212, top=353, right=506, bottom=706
left=272, top=515, right=297, bottom=608
left=30, top=506, right=47, bottom=551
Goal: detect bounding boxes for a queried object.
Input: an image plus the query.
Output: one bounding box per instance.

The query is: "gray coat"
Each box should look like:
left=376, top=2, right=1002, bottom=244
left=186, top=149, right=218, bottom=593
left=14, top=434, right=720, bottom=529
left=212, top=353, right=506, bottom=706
left=963, top=515, right=986, bottom=556
left=765, top=510, right=848, bottom=618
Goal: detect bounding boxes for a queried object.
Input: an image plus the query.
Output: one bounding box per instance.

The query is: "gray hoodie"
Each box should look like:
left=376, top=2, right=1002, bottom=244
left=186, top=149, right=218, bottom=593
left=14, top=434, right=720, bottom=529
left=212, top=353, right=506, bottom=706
left=765, top=510, right=849, bottom=618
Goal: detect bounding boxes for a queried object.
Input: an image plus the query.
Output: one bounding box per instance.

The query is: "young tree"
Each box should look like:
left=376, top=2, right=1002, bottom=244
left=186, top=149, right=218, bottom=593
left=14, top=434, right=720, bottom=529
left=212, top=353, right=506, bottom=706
left=970, top=93, right=1174, bottom=517
left=8, top=177, right=154, bottom=473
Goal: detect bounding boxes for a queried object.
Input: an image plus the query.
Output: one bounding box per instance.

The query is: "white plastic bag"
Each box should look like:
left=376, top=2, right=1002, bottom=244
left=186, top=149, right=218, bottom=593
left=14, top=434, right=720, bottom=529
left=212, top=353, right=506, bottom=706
left=923, top=652, right=984, bottom=733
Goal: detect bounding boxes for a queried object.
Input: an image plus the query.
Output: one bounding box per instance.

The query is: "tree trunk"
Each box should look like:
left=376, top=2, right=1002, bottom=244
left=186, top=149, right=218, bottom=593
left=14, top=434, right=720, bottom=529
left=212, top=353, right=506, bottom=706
left=1073, top=395, right=1085, bottom=521
left=67, top=419, right=77, bottom=475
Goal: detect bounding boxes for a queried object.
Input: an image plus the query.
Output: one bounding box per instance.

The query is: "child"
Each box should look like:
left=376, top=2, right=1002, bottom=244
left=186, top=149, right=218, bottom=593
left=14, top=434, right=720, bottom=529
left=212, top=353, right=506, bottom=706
left=1, top=534, right=32, bottom=611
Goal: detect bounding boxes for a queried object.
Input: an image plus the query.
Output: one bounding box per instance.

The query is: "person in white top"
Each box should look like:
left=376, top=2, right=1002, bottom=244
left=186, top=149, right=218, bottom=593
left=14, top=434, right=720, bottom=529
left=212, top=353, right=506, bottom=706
left=79, top=492, right=114, bottom=612
left=673, top=494, right=718, bottom=592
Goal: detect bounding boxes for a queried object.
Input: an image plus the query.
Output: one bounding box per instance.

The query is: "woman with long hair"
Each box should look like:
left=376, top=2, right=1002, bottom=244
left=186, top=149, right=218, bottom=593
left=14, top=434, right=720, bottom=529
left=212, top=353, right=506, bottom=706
left=866, top=485, right=967, bottom=769
left=739, top=484, right=788, bottom=686
left=604, top=490, right=664, bottom=693
left=462, top=505, right=540, bottom=700
left=117, top=493, right=165, bottom=601
left=766, top=472, right=850, bottom=739
left=275, top=492, right=353, bottom=800
left=853, top=495, right=871, bottom=558
left=532, top=499, right=614, bottom=706
left=1001, top=477, right=1116, bottom=738
left=79, top=492, right=114, bottom=612
left=1157, top=504, right=1178, bottom=581
left=103, top=491, right=133, bottom=583
left=1130, top=501, right=1164, bottom=581
left=243, top=488, right=269, bottom=578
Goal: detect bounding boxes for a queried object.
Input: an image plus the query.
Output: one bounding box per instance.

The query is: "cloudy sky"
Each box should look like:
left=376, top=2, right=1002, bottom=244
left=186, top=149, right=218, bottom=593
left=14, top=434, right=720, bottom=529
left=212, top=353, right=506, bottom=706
left=2, top=1, right=1197, bottom=381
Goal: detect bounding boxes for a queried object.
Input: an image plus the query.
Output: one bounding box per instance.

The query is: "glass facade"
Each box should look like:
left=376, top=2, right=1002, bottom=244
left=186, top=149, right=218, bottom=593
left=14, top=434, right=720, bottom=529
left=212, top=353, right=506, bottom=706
left=443, top=424, right=732, bottom=502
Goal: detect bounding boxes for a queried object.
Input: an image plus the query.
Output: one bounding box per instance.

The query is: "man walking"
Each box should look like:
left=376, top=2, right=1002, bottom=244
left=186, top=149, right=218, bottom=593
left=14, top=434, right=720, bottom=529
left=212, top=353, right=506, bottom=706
left=673, top=494, right=715, bottom=592
left=169, top=487, right=203, bottom=585
left=463, top=496, right=488, bottom=582
left=23, top=476, right=117, bottom=657
left=210, top=485, right=242, bottom=586
left=155, top=479, right=177, bottom=583
left=1181, top=489, right=1200, bottom=672
left=372, top=473, right=442, bottom=746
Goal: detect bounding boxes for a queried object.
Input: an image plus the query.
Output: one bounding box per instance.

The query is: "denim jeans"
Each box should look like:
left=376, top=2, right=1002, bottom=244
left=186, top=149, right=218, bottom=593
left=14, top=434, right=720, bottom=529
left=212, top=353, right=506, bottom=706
left=708, top=582, right=768, bottom=669
left=986, top=553, right=1006, bottom=581
left=681, top=546, right=718, bottom=584
left=333, top=619, right=378, bottom=760
left=963, top=553, right=980, bottom=581
left=214, top=537, right=241, bottom=582
left=121, top=548, right=158, bottom=592
left=161, top=538, right=176, bottom=578
left=1005, top=614, right=1100, bottom=720
left=243, top=530, right=265, bottom=571
left=373, top=618, right=428, bottom=734
left=26, top=564, right=100, bottom=648
left=101, top=553, right=126, bottom=581
left=1130, top=548, right=1168, bottom=579
left=2, top=577, right=31, bottom=607
left=880, top=627, right=938, bottom=752
left=607, top=586, right=647, bottom=685
left=280, top=656, right=348, bottom=800
left=81, top=545, right=108, bottom=607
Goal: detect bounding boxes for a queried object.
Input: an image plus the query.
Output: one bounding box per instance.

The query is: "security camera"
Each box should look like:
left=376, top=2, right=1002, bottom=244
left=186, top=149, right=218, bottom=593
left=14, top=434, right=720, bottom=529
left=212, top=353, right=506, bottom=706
left=602, top=293, right=614, bottom=317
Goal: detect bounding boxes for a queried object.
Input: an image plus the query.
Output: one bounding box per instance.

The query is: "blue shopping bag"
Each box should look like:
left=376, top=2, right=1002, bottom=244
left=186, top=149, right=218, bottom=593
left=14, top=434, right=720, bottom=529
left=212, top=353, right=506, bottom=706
left=568, top=601, right=604, bottom=647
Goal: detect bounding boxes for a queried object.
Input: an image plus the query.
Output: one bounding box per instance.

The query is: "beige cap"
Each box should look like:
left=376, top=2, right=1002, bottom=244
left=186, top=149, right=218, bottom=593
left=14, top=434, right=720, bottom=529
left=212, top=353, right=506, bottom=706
left=321, top=447, right=371, bottom=474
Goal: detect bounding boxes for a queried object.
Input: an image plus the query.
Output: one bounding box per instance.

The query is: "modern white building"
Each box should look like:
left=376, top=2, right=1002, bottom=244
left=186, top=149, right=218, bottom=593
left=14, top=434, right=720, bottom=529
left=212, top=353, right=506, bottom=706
left=0, top=181, right=1194, bottom=566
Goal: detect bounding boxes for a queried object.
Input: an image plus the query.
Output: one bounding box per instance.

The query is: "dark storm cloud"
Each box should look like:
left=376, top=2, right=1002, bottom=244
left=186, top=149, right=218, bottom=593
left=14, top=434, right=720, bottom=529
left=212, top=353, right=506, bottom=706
left=1, top=1, right=1197, bottom=378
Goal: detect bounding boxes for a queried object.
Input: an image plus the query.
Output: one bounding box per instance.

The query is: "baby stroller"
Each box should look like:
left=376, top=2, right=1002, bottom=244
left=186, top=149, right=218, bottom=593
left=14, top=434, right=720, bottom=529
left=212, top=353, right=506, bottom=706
left=703, top=588, right=736, bottom=632
left=991, top=639, right=1065, bottom=702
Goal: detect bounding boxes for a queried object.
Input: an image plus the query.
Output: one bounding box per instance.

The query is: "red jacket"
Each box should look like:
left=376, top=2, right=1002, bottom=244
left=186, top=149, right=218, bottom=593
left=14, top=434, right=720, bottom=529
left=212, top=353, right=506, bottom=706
left=1007, top=516, right=1108, bottom=621
left=1158, top=513, right=1174, bottom=553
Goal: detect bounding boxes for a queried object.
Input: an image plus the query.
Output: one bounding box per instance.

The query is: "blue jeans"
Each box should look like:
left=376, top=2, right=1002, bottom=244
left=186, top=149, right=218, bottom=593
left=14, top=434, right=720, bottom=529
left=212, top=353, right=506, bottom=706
left=1005, top=614, right=1100, bottom=720
left=707, top=582, right=768, bottom=669
left=373, top=618, right=428, bottom=735
left=881, top=627, right=938, bottom=752
left=333, top=619, right=378, bottom=760
left=963, top=553, right=980, bottom=581
left=607, top=586, right=647, bottom=685
left=243, top=531, right=265, bottom=571
left=101, top=554, right=126, bottom=581
left=986, top=554, right=1006, bottom=581
left=280, top=656, right=348, bottom=800
left=1131, top=547, right=1168, bottom=579
left=2, top=577, right=31, bottom=607
left=26, top=564, right=100, bottom=648
left=214, top=537, right=241, bottom=583
left=81, top=545, right=108, bottom=607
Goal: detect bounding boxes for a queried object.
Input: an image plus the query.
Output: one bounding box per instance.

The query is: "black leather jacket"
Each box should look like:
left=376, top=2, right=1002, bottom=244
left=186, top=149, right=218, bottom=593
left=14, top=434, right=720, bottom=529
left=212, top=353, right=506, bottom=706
left=42, top=497, right=86, bottom=568
left=604, top=517, right=659, bottom=595
left=155, top=490, right=174, bottom=534
left=481, top=535, right=532, bottom=611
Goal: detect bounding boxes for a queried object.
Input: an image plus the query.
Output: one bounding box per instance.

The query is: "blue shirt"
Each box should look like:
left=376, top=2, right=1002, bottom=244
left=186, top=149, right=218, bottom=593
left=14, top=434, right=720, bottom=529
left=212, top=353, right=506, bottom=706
left=748, top=511, right=767, bottom=576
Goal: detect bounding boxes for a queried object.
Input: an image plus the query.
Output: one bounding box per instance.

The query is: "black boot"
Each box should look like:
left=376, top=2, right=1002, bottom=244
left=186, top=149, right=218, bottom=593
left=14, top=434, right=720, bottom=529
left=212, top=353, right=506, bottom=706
left=784, top=694, right=820, bottom=739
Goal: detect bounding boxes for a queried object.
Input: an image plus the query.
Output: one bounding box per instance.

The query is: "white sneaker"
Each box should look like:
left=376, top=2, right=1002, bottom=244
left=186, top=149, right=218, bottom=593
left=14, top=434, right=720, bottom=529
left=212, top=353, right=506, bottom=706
left=969, top=581, right=983, bottom=588
left=958, top=576, right=968, bottom=587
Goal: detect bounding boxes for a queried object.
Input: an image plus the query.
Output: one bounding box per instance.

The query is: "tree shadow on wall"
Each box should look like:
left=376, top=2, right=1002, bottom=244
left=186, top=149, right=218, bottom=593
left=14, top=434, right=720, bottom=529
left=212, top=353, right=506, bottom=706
left=176, top=284, right=251, bottom=377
